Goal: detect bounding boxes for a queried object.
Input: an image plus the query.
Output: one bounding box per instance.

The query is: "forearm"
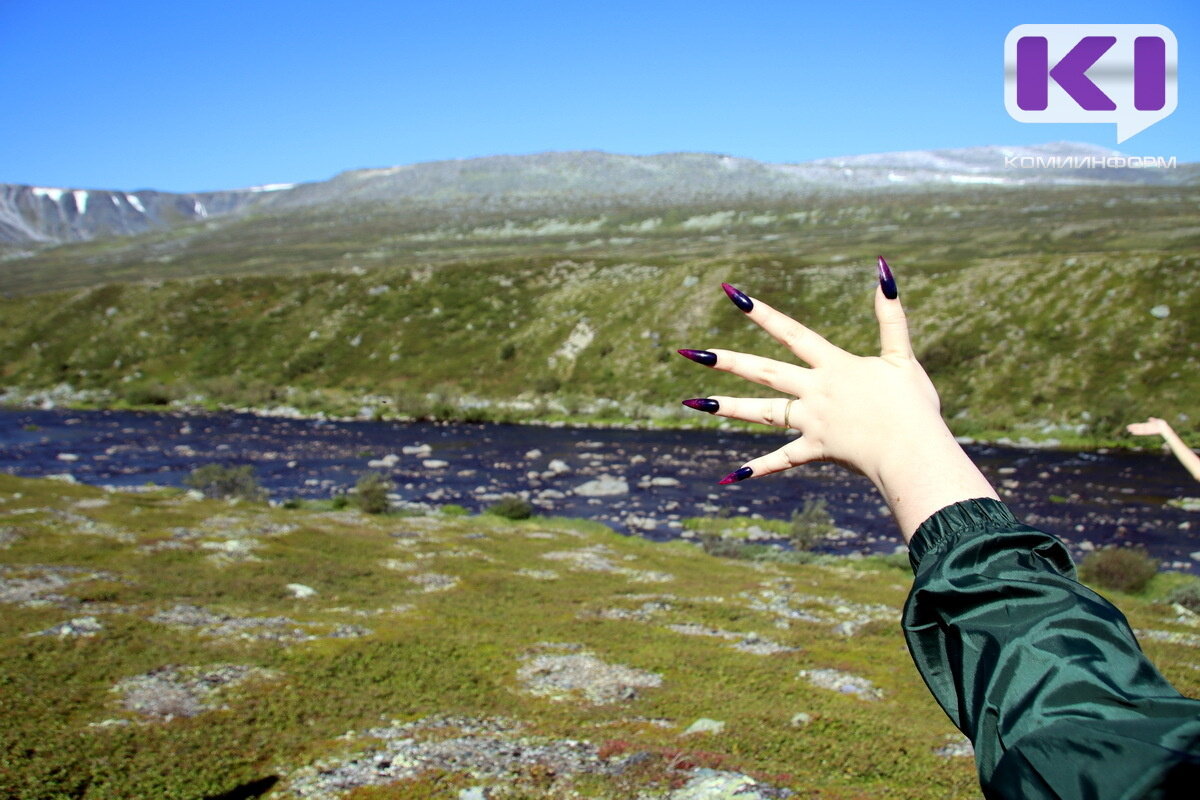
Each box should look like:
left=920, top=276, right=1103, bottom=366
left=1160, top=427, right=1200, bottom=482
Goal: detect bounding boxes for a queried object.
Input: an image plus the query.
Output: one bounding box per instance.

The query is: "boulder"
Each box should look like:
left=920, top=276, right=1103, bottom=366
left=682, top=718, right=726, bottom=736
left=367, top=454, right=400, bottom=469
left=574, top=475, right=629, bottom=497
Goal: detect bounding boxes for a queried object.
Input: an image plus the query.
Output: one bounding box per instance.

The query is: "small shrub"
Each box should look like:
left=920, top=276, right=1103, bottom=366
left=486, top=495, right=533, bottom=520
left=1079, top=546, right=1160, bottom=593
left=440, top=504, right=470, bottom=516
left=699, top=532, right=747, bottom=558
left=1165, top=579, right=1200, bottom=613
left=123, top=382, right=177, bottom=406
left=749, top=547, right=818, bottom=565
left=353, top=472, right=392, bottom=514
left=789, top=497, right=836, bottom=551
left=183, top=464, right=267, bottom=502
left=533, top=376, right=562, bottom=394
left=329, top=494, right=349, bottom=510
left=238, top=379, right=280, bottom=406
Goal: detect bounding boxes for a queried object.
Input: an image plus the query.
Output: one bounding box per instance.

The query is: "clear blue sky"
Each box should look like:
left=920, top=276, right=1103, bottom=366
left=2, top=0, right=1196, bottom=192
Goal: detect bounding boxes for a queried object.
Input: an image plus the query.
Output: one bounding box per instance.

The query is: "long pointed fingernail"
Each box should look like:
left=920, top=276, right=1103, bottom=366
left=677, top=349, right=717, bottom=367
left=877, top=256, right=898, bottom=300
left=718, top=466, right=753, bottom=485
left=721, top=283, right=753, bottom=312
left=682, top=398, right=720, bottom=413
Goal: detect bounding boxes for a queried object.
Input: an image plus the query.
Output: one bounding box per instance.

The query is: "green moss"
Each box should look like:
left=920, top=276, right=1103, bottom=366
left=3, top=472, right=1195, bottom=797
left=681, top=515, right=790, bottom=539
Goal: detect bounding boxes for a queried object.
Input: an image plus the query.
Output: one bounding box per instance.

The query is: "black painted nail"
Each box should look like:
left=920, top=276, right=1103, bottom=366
left=677, top=349, right=717, bottom=367
left=721, top=283, right=753, bottom=312
left=877, top=256, right=898, bottom=300
left=718, top=466, right=753, bottom=485
left=682, top=398, right=720, bottom=413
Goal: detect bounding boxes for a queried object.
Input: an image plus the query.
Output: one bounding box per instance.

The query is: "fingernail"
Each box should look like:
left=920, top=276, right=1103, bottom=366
left=718, top=466, right=753, bottom=485
left=877, top=256, right=898, bottom=300
left=677, top=349, right=717, bottom=367
left=682, top=398, right=720, bottom=413
left=721, top=283, right=753, bottom=312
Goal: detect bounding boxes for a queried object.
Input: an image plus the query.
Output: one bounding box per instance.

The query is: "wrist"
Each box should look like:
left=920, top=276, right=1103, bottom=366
left=869, top=422, right=999, bottom=541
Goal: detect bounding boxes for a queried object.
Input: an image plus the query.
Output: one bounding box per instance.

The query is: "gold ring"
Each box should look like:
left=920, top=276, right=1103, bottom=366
left=784, top=398, right=799, bottom=429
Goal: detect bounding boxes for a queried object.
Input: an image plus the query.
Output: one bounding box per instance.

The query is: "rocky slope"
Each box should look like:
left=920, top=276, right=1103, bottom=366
left=1, top=179, right=1196, bottom=443
left=2, top=143, right=1193, bottom=246
left=0, top=183, right=269, bottom=245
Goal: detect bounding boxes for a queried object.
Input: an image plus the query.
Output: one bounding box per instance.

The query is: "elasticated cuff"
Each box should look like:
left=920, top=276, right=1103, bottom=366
left=907, top=497, right=1019, bottom=574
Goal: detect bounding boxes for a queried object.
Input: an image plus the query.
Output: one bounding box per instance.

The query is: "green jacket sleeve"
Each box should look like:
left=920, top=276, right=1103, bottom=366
left=902, top=498, right=1200, bottom=800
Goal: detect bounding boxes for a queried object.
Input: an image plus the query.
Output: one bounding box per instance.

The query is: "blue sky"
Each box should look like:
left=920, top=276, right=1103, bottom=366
left=1, top=0, right=1196, bottom=192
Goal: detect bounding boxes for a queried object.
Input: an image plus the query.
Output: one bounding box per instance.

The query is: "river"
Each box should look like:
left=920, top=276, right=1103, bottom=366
left=1, top=408, right=1197, bottom=572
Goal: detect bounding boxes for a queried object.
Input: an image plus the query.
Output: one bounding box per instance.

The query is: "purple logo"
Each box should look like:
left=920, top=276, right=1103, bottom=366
left=1005, top=25, right=1177, bottom=142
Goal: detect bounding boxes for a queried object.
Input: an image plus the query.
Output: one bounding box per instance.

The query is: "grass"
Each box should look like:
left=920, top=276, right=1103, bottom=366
left=2, top=473, right=1198, bottom=798
left=0, top=185, right=1197, bottom=446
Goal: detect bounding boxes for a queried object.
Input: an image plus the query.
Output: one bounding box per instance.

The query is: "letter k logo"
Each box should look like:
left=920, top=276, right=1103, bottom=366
left=1004, top=24, right=1178, bottom=143
left=1018, top=36, right=1117, bottom=110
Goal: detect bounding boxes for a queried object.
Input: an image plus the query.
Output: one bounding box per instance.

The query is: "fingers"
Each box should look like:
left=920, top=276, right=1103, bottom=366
left=737, top=293, right=842, bottom=367
left=875, top=283, right=913, bottom=359
left=720, top=439, right=823, bottom=483
left=705, top=349, right=812, bottom=395
left=705, top=396, right=803, bottom=429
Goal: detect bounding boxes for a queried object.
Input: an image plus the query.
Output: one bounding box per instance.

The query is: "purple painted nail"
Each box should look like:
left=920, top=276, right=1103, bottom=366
left=682, top=398, right=720, bottom=413
left=877, top=256, right=898, bottom=300
left=721, top=283, right=753, bottom=312
left=718, top=466, right=753, bottom=485
left=677, top=349, right=717, bottom=367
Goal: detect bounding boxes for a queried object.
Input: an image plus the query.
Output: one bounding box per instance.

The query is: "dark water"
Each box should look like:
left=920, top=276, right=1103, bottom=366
left=1, top=408, right=1197, bottom=572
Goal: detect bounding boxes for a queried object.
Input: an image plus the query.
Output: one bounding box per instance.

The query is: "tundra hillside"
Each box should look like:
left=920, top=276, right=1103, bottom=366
left=1, top=164, right=1197, bottom=445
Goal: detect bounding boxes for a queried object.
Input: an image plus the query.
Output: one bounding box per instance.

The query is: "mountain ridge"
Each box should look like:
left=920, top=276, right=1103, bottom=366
left=2, top=142, right=1193, bottom=247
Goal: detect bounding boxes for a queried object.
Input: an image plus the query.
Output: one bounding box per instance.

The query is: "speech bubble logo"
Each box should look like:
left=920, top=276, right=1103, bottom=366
left=1005, top=24, right=1177, bottom=143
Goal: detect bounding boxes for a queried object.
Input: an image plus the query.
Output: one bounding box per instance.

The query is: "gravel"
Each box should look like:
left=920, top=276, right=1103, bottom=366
left=112, top=663, right=278, bottom=721
left=283, top=716, right=613, bottom=799
left=149, top=603, right=370, bottom=644
left=797, top=668, right=884, bottom=701
left=517, top=648, right=663, bottom=705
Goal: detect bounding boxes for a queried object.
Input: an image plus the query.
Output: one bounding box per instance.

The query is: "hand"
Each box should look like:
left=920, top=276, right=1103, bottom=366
left=1127, top=417, right=1171, bottom=437
left=678, top=261, right=997, bottom=539
left=1126, top=416, right=1200, bottom=482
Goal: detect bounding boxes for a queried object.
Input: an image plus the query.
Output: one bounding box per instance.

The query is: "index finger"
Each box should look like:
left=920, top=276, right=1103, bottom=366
left=725, top=284, right=842, bottom=367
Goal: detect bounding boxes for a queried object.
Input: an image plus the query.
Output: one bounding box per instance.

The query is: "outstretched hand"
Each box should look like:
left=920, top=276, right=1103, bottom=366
left=1127, top=417, right=1171, bottom=437
left=1126, top=416, right=1200, bottom=482
left=678, top=260, right=998, bottom=540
